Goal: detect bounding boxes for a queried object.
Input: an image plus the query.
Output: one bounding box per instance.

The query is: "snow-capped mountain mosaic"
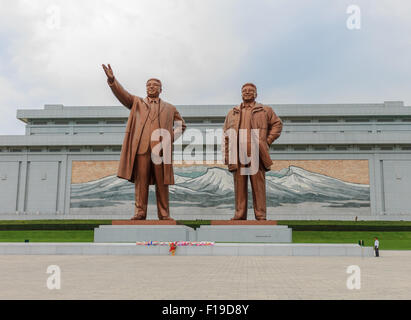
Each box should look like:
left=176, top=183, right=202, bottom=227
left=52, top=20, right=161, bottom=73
left=70, top=166, right=370, bottom=211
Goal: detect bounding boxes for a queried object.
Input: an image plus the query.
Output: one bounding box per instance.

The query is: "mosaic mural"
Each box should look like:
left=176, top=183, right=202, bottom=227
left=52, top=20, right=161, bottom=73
left=70, top=160, right=370, bottom=215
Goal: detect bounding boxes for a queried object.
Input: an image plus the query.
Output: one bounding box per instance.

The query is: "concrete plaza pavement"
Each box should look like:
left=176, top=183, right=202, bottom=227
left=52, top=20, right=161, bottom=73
left=0, top=250, right=410, bottom=299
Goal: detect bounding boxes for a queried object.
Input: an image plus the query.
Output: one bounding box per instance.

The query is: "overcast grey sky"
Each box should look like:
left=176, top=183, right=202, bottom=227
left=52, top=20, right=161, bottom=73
left=1, top=0, right=410, bottom=134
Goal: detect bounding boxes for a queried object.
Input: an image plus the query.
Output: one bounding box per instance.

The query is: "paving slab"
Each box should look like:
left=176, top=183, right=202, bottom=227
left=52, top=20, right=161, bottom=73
left=0, top=251, right=409, bottom=299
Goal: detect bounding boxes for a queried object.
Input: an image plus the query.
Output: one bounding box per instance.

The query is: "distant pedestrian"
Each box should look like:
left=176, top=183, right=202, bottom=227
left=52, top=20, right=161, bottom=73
left=374, top=237, right=379, bottom=257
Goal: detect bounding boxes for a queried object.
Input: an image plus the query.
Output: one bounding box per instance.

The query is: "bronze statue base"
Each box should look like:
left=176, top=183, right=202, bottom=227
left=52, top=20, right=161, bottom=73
left=210, top=220, right=277, bottom=225
left=112, top=220, right=177, bottom=225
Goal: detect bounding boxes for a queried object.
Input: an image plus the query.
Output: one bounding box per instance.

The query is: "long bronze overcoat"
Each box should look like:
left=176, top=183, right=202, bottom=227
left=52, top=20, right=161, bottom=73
left=108, top=78, right=186, bottom=184
left=222, top=103, right=283, bottom=172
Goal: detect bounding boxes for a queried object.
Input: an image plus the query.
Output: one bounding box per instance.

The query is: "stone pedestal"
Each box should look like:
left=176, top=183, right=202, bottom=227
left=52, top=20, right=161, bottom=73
left=112, top=220, right=177, bottom=225
left=210, top=220, right=277, bottom=225
left=94, top=225, right=195, bottom=243
left=197, top=224, right=292, bottom=243
left=94, top=220, right=291, bottom=243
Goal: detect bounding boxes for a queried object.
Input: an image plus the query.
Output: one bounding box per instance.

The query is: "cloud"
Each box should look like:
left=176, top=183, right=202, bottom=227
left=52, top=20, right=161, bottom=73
left=0, top=0, right=411, bottom=134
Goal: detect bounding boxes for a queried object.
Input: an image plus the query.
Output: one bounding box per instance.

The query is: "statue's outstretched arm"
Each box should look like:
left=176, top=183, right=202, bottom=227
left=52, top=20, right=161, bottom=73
left=102, top=64, right=135, bottom=109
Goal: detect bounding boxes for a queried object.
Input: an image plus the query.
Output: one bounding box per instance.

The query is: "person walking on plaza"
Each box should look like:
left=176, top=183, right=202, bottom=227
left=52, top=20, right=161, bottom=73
left=374, top=237, right=380, bottom=257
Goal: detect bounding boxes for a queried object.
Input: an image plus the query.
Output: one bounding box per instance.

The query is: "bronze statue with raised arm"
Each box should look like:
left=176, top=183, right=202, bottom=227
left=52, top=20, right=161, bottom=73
left=102, top=64, right=186, bottom=220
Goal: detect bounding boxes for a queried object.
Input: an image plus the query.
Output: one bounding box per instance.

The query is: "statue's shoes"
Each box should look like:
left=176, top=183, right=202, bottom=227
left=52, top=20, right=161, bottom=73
left=161, top=217, right=175, bottom=221
left=131, top=215, right=146, bottom=220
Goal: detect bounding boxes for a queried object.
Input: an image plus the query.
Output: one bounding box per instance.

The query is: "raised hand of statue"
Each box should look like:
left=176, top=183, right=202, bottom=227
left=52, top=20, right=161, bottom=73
left=102, top=64, right=114, bottom=83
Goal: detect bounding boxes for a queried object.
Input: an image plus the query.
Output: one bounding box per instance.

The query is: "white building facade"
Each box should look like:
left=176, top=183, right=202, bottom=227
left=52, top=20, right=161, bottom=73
left=1, top=101, right=411, bottom=220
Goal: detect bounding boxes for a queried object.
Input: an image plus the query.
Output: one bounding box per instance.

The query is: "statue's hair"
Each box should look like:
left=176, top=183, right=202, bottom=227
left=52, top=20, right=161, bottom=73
left=241, top=83, right=257, bottom=91
left=146, top=78, right=162, bottom=88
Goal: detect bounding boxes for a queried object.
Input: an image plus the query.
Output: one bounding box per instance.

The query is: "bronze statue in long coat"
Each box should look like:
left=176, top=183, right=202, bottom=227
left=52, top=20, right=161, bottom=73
left=102, top=64, right=186, bottom=220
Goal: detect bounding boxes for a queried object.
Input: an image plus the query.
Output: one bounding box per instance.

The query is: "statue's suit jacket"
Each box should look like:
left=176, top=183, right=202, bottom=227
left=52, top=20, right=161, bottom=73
left=222, top=103, right=283, bottom=172
left=108, top=78, right=186, bottom=184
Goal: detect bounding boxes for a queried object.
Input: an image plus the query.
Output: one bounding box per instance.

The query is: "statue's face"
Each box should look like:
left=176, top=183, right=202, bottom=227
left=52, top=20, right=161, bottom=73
left=146, top=79, right=162, bottom=98
left=242, top=85, right=257, bottom=103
